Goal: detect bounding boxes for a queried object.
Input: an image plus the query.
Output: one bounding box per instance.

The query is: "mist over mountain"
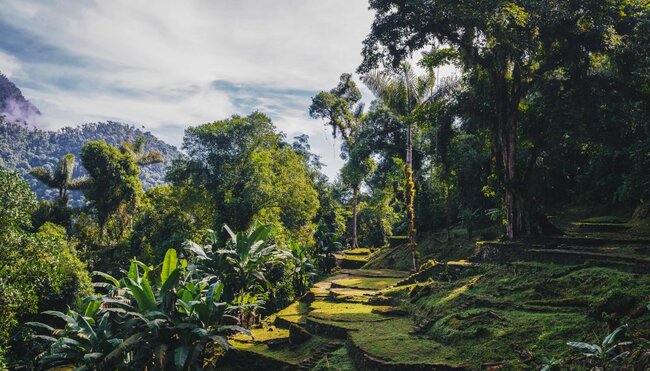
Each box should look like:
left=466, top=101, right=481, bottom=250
left=0, top=72, right=41, bottom=123
left=0, top=72, right=180, bottom=205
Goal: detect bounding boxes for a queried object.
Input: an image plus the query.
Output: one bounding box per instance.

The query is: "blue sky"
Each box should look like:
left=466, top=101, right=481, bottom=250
left=0, top=0, right=379, bottom=179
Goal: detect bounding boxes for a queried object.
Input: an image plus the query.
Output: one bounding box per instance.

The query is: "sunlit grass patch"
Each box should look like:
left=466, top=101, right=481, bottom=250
left=344, top=248, right=372, bottom=256
left=231, top=335, right=332, bottom=365
left=331, top=277, right=401, bottom=290
left=309, top=301, right=392, bottom=322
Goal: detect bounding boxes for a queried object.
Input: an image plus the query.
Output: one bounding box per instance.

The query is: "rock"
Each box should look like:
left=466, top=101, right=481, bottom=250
left=633, top=202, right=650, bottom=219
left=265, top=337, right=289, bottom=349
left=289, top=323, right=312, bottom=345
left=299, top=291, right=315, bottom=303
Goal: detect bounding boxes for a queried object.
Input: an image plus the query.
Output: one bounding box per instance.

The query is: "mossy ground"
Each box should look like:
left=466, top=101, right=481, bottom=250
left=227, top=213, right=650, bottom=370
left=405, top=262, right=650, bottom=368
left=330, top=277, right=402, bottom=290
left=310, top=301, right=392, bottom=322
left=311, top=347, right=356, bottom=371
left=343, top=248, right=372, bottom=256
left=230, top=334, right=333, bottom=365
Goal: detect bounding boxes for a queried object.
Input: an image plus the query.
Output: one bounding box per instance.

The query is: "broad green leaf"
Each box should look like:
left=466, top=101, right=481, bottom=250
left=161, top=248, right=178, bottom=285
left=160, top=269, right=181, bottom=295
left=141, top=272, right=157, bottom=305
left=42, top=311, right=76, bottom=325
left=92, top=271, right=120, bottom=288
left=602, top=324, right=628, bottom=347
left=84, top=300, right=101, bottom=318
left=126, top=278, right=157, bottom=313
left=174, top=345, right=190, bottom=369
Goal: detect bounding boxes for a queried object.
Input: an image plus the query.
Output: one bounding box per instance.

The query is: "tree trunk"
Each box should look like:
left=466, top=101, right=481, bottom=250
left=352, top=186, right=359, bottom=248
left=445, top=184, right=452, bottom=241
left=494, top=60, right=523, bottom=240
left=405, top=124, right=418, bottom=272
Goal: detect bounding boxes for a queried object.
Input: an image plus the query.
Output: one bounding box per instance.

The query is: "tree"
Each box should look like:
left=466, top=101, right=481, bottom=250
left=120, top=137, right=164, bottom=166
left=310, top=73, right=368, bottom=248
left=168, top=112, right=319, bottom=245
left=80, top=141, right=142, bottom=238
left=0, top=168, right=92, bottom=365
left=339, top=148, right=376, bottom=248
left=359, top=0, right=641, bottom=239
left=29, top=154, right=90, bottom=204
left=361, top=63, right=440, bottom=270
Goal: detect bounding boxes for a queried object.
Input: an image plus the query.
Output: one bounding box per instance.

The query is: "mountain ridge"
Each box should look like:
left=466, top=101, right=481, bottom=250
left=0, top=72, right=41, bottom=123
left=0, top=72, right=180, bottom=205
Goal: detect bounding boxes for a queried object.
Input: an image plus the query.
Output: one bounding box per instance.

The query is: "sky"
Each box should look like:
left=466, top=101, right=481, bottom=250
left=0, top=0, right=384, bottom=179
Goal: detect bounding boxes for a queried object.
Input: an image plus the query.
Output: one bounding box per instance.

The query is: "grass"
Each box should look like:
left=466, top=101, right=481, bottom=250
left=339, top=268, right=409, bottom=278
left=231, top=326, right=288, bottom=343
left=230, top=335, right=332, bottom=365
left=331, top=277, right=402, bottom=290
left=311, top=347, right=356, bottom=371
left=348, top=317, right=464, bottom=367
left=270, top=301, right=310, bottom=327
left=579, top=216, right=628, bottom=224
left=400, top=262, right=650, bottom=368
left=309, top=301, right=392, bottom=322
left=329, top=287, right=375, bottom=303
left=344, top=248, right=372, bottom=256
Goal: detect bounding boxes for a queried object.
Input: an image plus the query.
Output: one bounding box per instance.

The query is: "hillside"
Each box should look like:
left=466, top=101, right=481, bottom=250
left=0, top=72, right=41, bottom=123
left=0, top=118, right=180, bottom=204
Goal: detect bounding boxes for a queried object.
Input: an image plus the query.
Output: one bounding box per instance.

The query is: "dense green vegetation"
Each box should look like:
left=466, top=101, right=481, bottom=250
left=0, top=119, right=179, bottom=205
left=1, top=0, right=649, bottom=369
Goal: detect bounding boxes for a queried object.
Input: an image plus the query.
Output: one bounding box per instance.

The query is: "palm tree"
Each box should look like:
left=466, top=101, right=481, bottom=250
left=310, top=73, right=366, bottom=248
left=362, top=62, right=453, bottom=272
left=120, top=137, right=164, bottom=166
left=29, top=154, right=90, bottom=203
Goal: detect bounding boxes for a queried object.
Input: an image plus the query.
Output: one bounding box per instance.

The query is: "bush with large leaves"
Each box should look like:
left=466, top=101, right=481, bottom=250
left=184, top=224, right=288, bottom=301
left=30, top=249, right=248, bottom=370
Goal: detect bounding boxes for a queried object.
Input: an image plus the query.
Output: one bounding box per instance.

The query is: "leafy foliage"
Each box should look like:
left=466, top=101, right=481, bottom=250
left=168, top=113, right=319, bottom=245
left=567, top=324, right=632, bottom=368
left=30, top=249, right=249, bottom=370
left=0, top=118, right=179, bottom=206
left=184, top=224, right=288, bottom=302
left=0, top=168, right=92, bottom=365
left=80, top=141, right=143, bottom=236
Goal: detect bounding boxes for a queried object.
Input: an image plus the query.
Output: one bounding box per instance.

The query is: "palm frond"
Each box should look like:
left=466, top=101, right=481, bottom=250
left=68, top=176, right=92, bottom=190
left=29, top=167, right=58, bottom=188
left=137, top=151, right=164, bottom=166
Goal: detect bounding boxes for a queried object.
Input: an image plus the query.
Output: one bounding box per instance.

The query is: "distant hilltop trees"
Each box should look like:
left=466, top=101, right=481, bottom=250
left=0, top=118, right=179, bottom=206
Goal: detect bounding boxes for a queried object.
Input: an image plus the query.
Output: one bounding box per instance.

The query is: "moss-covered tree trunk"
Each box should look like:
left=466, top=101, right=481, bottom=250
left=352, top=186, right=359, bottom=248
left=405, top=124, right=417, bottom=272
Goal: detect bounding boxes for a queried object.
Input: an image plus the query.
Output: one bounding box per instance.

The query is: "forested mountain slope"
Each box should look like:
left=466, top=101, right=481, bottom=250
left=0, top=119, right=179, bottom=204
left=0, top=72, right=41, bottom=123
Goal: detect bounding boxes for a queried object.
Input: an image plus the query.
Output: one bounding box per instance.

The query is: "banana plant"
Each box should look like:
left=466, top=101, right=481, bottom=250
left=567, top=324, right=632, bottom=367
left=27, top=299, right=117, bottom=370
left=288, top=241, right=316, bottom=297
left=230, top=291, right=266, bottom=329
left=184, top=224, right=289, bottom=301
left=31, top=249, right=248, bottom=370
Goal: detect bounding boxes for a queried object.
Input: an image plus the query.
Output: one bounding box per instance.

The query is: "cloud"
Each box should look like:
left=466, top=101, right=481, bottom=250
left=0, top=50, right=22, bottom=78
left=0, top=0, right=376, bottom=179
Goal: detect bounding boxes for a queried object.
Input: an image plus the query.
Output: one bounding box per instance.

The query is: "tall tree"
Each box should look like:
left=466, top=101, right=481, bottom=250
left=80, top=141, right=142, bottom=238
left=29, top=154, right=90, bottom=203
left=361, top=63, right=439, bottom=270
left=168, top=113, right=319, bottom=245
left=120, top=137, right=164, bottom=166
left=309, top=73, right=368, bottom=248
left=359, top=0, right=640, bottom=239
